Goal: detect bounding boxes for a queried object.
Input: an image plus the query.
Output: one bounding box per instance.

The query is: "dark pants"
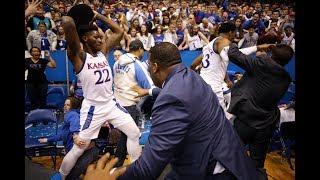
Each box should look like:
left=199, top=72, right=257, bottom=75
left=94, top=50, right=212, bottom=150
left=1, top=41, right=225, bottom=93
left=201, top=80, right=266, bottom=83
left=26, top=83, right=48, bottom=110
left=234, top=119, right=276, bottom=180
left=114, top=105, right=140, bottom=167
left=66, top=146, right=100, bottom=180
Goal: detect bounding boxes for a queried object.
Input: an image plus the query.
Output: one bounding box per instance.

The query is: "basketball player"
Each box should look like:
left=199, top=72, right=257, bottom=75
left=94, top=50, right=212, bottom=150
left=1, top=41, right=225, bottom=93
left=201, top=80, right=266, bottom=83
left=192, top=22, right=271, bottom=119
left=59, top=10, right=141, bottom=179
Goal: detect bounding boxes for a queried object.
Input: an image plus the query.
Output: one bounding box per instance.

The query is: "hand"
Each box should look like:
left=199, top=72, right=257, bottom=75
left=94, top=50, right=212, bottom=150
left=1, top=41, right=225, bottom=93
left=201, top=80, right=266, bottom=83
left=73, top=134, right=87, bottom=148
left=38, top=138, right=48, bottom=143
left=226, top=81, right=233, bottom=88
left=44, top=50, right=50, bottom=57
left=257, top=44, right=275, bottom=51
left=256, top=51, right=267, bottom=57
left=25, top=0, right=43, bottom=17
left=84, top=153, right=126, bottom=180
left=69, top=85, right=75, bottom=94
left=131, top=85, right=149, bottom=98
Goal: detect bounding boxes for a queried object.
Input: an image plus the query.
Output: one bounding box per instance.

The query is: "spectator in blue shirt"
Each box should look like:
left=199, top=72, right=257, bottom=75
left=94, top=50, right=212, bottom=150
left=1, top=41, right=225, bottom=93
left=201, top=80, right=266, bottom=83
left=243, top=12, right=266, bottom=35
left=194, top=4, right=206, bottom=24
left=38, top=96, right=81, bottom=152
left=205, top=4, right=222, bottom=24
left=228, top=3, right=238, bottom=21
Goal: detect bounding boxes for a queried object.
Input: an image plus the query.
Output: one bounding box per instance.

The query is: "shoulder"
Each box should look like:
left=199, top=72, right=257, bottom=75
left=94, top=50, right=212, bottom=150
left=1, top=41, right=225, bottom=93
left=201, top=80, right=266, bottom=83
left=64, top=110, right=80, bottom=120
left=28, top=30, right=37, bottom=35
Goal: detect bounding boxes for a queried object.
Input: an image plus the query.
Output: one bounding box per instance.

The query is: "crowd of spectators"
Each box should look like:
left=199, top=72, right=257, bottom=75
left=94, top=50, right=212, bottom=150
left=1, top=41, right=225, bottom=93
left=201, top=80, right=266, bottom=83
left=25, top=0, right=295, bottom=56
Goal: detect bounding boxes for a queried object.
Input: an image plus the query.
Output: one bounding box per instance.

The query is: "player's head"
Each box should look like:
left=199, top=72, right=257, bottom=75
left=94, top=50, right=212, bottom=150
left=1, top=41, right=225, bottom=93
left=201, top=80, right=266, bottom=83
left=64, top=96, right=81, bottom=113
left=30, top=47, right=41, bottom=59
left=218, top=21, right=236, bottom=41
left=129, top=39, right=145, bottom=59
left=148, top=42, right=181, bottom=87
left=78, top=24, right=102, bottom=52
left=271, top=44, right=294, bottom=66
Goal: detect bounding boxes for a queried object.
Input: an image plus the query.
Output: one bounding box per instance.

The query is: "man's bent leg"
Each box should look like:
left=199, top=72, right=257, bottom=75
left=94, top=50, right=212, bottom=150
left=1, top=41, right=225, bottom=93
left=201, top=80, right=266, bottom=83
left=59, top=143, right=90, bottom=180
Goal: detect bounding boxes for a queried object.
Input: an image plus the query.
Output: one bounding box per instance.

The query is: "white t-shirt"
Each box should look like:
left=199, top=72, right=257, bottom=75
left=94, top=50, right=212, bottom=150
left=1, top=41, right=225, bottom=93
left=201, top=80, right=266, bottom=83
left=187, top=34, right=203, bottom=50
left=138, top=33, right=153, bottom=51
left=164, top=31, right=178, bottom=45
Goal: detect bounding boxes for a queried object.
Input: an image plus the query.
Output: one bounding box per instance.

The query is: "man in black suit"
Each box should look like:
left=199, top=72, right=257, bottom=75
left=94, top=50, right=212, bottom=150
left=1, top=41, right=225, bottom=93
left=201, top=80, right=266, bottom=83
left=226, top=43, right=294, bottom=179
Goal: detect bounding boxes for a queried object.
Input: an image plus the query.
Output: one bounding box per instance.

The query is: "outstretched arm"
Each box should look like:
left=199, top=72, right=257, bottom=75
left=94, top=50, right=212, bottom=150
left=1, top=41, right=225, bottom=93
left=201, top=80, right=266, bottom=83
left=227, top=43, right=274, bottom=73
left=93, top=11, right=124, bottom=55
left=61, top=16, right=85, bottom=73
left=217, top=38, right=274, bottom=65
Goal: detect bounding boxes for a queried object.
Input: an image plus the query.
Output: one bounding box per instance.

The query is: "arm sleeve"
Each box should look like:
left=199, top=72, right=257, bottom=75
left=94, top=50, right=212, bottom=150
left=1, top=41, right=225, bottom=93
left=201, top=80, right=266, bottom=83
left=134, top=61, right=154, bottom=89
left=119, top=94, right=190, bottom=180
left=47, top=133, right=62, bottom=142
left=227, top=43, right=258, bottom=73
left=67, top=112, right=80, bottom=133
left=149, top=87, right=161, bottom=97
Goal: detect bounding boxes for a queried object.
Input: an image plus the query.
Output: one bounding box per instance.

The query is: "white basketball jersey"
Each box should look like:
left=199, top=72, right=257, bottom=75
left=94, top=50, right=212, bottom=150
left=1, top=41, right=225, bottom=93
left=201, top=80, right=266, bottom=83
left=200, top=37, right=229, bottom=92
left=187, top=34, right=203, bottom=50
left=77, top=52, right=114, bottom=104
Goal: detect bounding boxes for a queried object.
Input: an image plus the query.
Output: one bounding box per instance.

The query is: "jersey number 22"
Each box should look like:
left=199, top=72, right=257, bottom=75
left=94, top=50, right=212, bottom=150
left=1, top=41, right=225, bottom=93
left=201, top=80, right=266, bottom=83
left=94, top=69, right=111, bottom=85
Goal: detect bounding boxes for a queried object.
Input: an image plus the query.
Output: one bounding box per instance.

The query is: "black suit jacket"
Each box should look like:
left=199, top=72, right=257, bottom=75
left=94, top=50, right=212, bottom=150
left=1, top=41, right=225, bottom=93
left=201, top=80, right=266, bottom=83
left=227, top=44, right=291, bottom=129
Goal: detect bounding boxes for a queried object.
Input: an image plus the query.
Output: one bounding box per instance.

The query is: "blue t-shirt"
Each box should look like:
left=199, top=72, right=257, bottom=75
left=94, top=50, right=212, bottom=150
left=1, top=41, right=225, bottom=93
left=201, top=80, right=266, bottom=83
left=56, top=40, right=67, bottom=51
left=153, top=34, right=164, bottom=45
left=40, top=35, right=50, bottom=51
left=176, top=29, right=184, bottom=46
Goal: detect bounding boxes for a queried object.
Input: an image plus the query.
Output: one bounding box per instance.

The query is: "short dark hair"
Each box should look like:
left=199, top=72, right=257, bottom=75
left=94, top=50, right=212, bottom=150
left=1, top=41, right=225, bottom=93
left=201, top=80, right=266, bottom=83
left=253, top=12, right=260, bottom=17
left=247, top=23, right=255, bottom=29
left=29, top=47, right=41, bottom=53
left=129, top=39, right=144, bottom=51
left=149, top=42, right=181, bottom=68
left=38, top=21, right=47, bottom=27
left=218, top=21, right=236, bottom=34
left=272, top=10, right=280, bottom=14
left=284, top=25, right=293, bottom=31
left=78, top=23, right=98, bottom=43
left=271, top=44, right=294, bottom=66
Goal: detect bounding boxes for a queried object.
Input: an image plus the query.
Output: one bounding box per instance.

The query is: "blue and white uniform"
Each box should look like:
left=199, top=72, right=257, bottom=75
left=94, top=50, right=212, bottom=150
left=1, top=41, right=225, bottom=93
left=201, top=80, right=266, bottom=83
left=77, top=52, right=139, bottom=139
left=59, top=51, right=142, bottom=179
left=200, top=37, right=257, bottom=117
left=113, top=53, right=155, bottom=107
